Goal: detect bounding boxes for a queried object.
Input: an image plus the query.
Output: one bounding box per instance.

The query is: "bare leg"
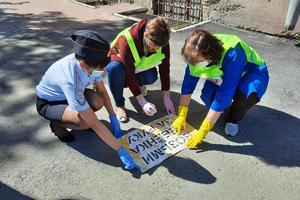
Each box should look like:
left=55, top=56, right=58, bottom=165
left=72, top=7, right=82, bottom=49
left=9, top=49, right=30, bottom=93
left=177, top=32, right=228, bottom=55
left=56, top=89, right=104, bottom=130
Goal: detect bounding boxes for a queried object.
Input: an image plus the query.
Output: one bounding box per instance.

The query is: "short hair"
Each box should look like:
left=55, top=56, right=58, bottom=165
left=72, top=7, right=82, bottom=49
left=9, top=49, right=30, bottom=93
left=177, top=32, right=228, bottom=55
left=145, top=16, right=170, bottom=47
left=181, top=29, right=224, bottom=65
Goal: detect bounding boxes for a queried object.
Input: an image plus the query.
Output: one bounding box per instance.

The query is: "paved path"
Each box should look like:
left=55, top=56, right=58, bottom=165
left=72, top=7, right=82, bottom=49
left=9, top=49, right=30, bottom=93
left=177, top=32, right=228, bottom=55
left=0, top=1, right=299, bottom=200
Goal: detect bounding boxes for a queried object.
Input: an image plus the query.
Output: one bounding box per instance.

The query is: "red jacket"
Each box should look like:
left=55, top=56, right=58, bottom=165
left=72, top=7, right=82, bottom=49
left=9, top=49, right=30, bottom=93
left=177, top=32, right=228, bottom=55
left=109, top=19, right=170, bottom=96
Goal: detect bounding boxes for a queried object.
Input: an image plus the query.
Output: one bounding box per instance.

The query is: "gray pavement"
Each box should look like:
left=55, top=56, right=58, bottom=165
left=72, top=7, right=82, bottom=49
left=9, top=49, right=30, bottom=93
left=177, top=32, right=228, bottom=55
left=0, top=1, right=300, bottom=200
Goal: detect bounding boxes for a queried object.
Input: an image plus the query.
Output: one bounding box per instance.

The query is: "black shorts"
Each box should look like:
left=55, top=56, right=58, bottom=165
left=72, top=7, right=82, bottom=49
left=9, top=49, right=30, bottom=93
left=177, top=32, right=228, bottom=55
left=36, top=96, right=68, bottom=121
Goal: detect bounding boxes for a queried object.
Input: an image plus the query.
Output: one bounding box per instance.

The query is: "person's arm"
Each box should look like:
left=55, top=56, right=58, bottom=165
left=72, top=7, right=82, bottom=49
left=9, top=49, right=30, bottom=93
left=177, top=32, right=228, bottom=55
left=162, top=91, right=176, bottom=115
left=117, top=36, right=143, bottom=97
left=157, top=44, right=175, bottom=115
left=210, top=48, right=245, bottom=112
left=172, top=65, right=200, bottom=134
left=80, top=108, right=139, bottom=170
left=205, top=109, right=221, bottom=125
left=172, top=94, right=191, bottom=133
left=187, top=48, right=243, bottom=148
left=95, top=80, right=123, bottom=139
left=79, top=107, right=121, bottom=150
left=62, top=73, right=138, bottom=169
left=95, top=80, right=114, bottom=115
left=186, top=109, right=221, bottom=148
left=158, top=44, right=170, bottom=92
left=179, top=94, right=192, bottom=107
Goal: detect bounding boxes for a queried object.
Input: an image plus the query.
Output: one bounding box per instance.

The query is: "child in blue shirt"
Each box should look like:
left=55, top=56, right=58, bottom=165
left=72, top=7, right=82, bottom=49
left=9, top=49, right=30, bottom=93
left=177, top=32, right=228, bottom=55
left=36, top=30, right=139, bottom=170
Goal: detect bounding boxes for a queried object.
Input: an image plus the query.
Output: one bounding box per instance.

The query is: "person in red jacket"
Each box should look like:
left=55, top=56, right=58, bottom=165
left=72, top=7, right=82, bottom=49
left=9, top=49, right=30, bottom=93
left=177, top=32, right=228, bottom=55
left=107, top=17, right=175, bottom=122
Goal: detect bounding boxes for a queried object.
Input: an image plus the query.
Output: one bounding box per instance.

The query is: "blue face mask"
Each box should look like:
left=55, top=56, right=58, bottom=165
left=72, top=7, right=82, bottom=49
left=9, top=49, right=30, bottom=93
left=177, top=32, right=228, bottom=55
left=91, top=70, right=105, bottom=81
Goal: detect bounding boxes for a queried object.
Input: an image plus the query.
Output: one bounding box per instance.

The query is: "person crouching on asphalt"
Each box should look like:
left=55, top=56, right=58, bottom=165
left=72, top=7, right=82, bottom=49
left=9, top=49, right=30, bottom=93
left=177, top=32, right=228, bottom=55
left=172, top=29, right=269, bottom=148
left=107, top=16, right=175, bottom=123
left=36, top=30, right=140, bottom=170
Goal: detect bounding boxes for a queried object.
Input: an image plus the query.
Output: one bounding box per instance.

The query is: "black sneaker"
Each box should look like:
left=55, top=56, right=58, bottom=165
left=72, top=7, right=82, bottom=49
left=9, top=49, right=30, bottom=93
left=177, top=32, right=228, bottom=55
left=49, top=121, right=74, bottom=142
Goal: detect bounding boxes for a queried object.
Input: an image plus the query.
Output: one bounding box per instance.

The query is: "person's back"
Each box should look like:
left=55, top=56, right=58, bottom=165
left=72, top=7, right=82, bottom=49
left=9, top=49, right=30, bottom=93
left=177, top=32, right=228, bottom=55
left=37, top=54, right=76, bottom=101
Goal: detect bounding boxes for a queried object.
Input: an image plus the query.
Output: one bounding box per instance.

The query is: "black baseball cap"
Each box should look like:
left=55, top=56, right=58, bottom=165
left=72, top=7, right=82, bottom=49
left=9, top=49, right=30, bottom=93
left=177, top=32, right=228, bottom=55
left=71, top=30, right=111, bottom=66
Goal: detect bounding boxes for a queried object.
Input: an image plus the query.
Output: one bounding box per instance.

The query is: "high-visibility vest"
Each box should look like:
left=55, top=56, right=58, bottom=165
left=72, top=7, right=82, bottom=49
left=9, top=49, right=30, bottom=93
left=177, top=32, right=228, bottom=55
left=189, top=34, right=265, bottom=79
left=111, top=26, right=165, bottom=70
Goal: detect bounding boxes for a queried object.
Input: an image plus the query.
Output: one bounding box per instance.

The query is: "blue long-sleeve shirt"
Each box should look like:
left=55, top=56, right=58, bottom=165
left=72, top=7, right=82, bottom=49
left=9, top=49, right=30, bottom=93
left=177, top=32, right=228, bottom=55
left=181, top=44, right=269, bottom=112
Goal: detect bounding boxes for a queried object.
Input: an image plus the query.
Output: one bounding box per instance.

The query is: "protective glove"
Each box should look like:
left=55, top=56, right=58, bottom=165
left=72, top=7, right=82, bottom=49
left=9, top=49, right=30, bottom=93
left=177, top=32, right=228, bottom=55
left=172, top=105, right=189, bottom=135
left=163, top=96, right=175, bottom=116
left=109, top=114, right=123, bottom=139
left=138, top=97, right=157, bottom=116
left=187, top=119, right=214, bottom=148
left=117, top=147, right=140, bottom=170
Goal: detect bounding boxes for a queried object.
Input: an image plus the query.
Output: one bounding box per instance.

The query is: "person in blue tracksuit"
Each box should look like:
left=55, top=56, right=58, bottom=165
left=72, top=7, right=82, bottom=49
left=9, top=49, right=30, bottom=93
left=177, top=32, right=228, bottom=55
left=172, top=29, right=269, bottom=148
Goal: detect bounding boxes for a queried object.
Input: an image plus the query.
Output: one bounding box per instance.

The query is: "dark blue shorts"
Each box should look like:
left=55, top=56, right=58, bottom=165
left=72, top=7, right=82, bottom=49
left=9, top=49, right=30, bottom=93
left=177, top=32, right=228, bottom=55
left=36, top=97, right=68, bottom=121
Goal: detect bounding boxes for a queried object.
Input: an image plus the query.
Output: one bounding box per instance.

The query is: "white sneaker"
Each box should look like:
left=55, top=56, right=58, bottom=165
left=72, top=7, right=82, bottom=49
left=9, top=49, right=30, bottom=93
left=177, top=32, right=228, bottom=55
left=225, top=123, right=239, bottom=136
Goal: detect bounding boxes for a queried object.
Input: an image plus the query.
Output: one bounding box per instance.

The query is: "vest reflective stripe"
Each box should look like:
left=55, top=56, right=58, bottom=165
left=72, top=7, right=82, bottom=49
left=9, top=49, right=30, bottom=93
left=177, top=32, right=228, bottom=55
left=189, top=34, right=265, bottom=79
left=189, top=64, right=224, bottom=79
left=111, top=26, right=165, bottom=70
left=215, top=34, right=265, bottom=66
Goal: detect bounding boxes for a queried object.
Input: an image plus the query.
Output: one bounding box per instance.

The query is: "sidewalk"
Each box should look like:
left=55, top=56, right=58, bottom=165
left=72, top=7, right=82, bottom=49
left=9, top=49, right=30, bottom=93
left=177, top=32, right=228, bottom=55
left=0, top=0, right=141, bottom=38
left=209, top=0, right=300, bottom=37
left=1, top=1, right=300, bottom=200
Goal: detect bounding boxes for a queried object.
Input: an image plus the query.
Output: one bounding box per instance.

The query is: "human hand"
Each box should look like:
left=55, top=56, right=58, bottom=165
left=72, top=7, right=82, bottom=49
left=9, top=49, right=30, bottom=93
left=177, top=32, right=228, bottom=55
left=187, top=119, right=213, bottom=148
left=117, top=147, right=140, bottom=170
left=186, top=129, right=207, bottom=148
left=109, top=114, right=123, bottom=139
left=172, top=106, right=188, bottom=135
left=163, top=96, right=175, bottom=116
left=137, top=97, right=157, bottom=116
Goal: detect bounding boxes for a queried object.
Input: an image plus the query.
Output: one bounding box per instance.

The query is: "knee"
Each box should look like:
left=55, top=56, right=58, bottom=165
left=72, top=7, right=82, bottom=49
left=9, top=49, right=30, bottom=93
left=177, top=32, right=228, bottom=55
left=84, top=89, right=104, bottom=111
left=89, top=96, right=104, bottom=112
left=73, top=114, right=90, bottom=130
left=107, top=61, right=125, bottom=76
left=142, top=70, right=158, bottom=85
left=147, top=73, right=158, bottom=84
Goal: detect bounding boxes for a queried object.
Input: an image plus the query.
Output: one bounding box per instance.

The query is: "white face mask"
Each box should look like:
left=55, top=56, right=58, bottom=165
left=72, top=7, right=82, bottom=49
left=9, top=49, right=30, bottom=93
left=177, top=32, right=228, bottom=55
left=195, top=60, right=210, bottom=67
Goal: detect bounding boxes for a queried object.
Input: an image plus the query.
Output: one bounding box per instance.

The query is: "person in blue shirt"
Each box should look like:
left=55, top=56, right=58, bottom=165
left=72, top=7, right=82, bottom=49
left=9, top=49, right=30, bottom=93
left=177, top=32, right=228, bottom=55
left=36, top=30, right=140, bottom=170
left=172, top=29, right=269, bottom=148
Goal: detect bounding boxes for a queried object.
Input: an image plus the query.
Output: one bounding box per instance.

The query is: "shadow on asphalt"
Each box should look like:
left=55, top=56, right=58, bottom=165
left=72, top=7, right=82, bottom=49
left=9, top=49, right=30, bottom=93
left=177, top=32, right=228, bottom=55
left=129, top=90, right=300, bottom=168
left=127, top=90, right=216, bottom=182
left=67, top=90, right=216, bottom=183
left=65, top=89, right=300, bottom=182
left=127, top=90, right=208, bottom=126
left=68, top=129, right=217, bottom=184
left=200, top=105, right=300, bottom=167
left=1, top=6, right=299, bottom=187
left=128, top=90, right=300, bottom=167
left=0, top=181, right=33, bottom=200
left=67, top=122, right=121, bottom=169
left=0, top=8, right=134, bottom=163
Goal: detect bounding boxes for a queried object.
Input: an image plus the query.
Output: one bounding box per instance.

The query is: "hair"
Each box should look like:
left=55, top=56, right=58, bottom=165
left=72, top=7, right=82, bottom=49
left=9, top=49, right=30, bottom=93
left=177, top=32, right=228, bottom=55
left=74, top=54, right=109, bottom=69
left=145, top=16, right=171, bottom=47
left=181, top=29, right=224, bottom=65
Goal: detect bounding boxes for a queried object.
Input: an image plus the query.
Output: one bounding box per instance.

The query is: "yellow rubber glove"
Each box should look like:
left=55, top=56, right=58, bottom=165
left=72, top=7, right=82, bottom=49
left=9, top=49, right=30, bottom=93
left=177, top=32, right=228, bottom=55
left=172, top=105, right=189, bottom=135
left=187, top=119, right=214, bottom=148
